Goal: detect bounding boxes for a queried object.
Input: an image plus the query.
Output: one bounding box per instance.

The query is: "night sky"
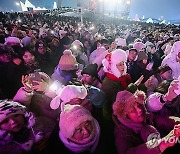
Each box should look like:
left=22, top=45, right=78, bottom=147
left=0, top=0, right=180, bottom=21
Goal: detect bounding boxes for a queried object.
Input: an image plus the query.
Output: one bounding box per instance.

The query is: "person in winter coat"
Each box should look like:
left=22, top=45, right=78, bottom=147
left=146, top=79, right=180, bottom=136
left=101, top=49, right=132, bottom=120
left=161, top=41, right=180, bottom=78
left=112, top=90, right=180, bottom=154
left=51, top=50, right=79, bottom=85
left=13, top=72, right=59, bottom=135
left=144, top=65, right=173, bottom=96
left=0, top=100, right=50, bottom=154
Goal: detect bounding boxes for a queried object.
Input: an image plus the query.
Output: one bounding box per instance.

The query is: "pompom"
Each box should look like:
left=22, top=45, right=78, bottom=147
left=63, top=50, right=72, bottom=55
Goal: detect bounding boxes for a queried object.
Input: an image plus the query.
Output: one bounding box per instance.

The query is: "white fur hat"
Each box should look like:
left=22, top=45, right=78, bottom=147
left=5, top=37, right=23, bottom=47
left=116, top=38, right=127, bottom=47
left=59, top=104, right=93, bottom=139
left=133, top=42, right=145, bottom=51
left=50, top=85, right=88, bottom=110
left=72, top=40, right=84, bottom=48
left=102, top=49, right=127, bottom=78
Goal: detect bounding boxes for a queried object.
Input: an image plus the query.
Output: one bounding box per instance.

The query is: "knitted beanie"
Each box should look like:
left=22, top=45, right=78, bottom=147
left=59, top=105, right=93, bottom=139
left=0, top=100, right=26, bottom=123
left=102, top=49, right=127, bottom=78
left=137, top=51, right=148, bottom=61
left=59, top=50, right=78, bottom=71
left=81, top=64, right=99, bottom=80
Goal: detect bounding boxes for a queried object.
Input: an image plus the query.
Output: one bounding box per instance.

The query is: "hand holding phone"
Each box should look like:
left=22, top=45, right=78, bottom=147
left=29, top=71, right=41, bottom=86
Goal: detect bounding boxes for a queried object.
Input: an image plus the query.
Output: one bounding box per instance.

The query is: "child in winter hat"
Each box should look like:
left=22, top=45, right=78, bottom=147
left=0, top=100, right=26, bottom=123
left=0, top=100, right=47, bottom=153
left=59, top=104, right=100, bottom=153
left=58, top=50, right=78, bottom=71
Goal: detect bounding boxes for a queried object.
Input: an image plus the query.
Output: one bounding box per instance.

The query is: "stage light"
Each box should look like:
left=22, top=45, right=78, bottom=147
left=127, top=0, right=131, bottom=5
left=15, top=2, right=20, bottom=6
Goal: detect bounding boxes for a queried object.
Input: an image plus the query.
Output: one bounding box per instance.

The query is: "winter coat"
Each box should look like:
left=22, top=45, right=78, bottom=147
left=13, top=87, right=59, bottom=133
left=113, top=115, right=161, bottom=154
left=101, top=73, right=132, bottom=120
left=51, top=67, right=77, bottom=85
left=0, top=111, right=49, bottom=154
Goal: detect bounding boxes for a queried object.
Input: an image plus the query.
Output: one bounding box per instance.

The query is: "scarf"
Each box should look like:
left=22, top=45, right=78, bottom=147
left=106, top=73, right=132, bottom=89
left=118, top=117, right=158, bottom=142
left=59, top=119, right=100, bottom=153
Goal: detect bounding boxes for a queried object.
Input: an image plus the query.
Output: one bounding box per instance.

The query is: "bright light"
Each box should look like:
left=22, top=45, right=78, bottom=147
left=49, top=80, right=64, bottom=94
left=73, top=45, right=78, bottom=50
left=15, top=2, right=20, bottom=6
left=18, top=19, right=22, bottom=23
left=126, top=0, right=131, bottom=5
left=51, top=30, right=54, bottom=34
left=89, top=26, right=95, bottom=30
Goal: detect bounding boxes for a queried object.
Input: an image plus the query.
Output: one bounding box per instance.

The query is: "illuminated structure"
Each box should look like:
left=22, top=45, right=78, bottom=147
left=53, top=2, right=57, bottom=9
left=19, top=0, right=47, bottom=11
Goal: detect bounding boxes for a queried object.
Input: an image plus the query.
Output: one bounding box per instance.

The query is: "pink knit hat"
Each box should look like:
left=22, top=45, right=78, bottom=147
left=59, top=104, right=93, bottom=139
left=59, top=50, right=78, bottom=71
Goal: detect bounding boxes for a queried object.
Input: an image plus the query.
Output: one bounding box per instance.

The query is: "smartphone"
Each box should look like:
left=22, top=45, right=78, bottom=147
left=29, top=71, right=41, bottom=86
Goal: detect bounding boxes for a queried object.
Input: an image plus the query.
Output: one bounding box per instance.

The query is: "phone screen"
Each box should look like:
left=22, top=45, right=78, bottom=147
left=29, top=72, right=41, bottom=86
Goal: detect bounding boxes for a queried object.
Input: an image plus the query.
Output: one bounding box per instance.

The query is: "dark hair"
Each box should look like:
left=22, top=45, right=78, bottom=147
left=100, top=38, right=109, bottom=44
left=157, top=65, right=172, bottom=74
left=154, top=79, right=173, bottom=94
left=20, top=47, right=36, bottom=58
left=129, top=48, right=138, bottom=53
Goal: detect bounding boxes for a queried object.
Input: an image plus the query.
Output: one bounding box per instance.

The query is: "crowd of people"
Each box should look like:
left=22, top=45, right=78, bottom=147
left=0, top=8, right=180, bottom=154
